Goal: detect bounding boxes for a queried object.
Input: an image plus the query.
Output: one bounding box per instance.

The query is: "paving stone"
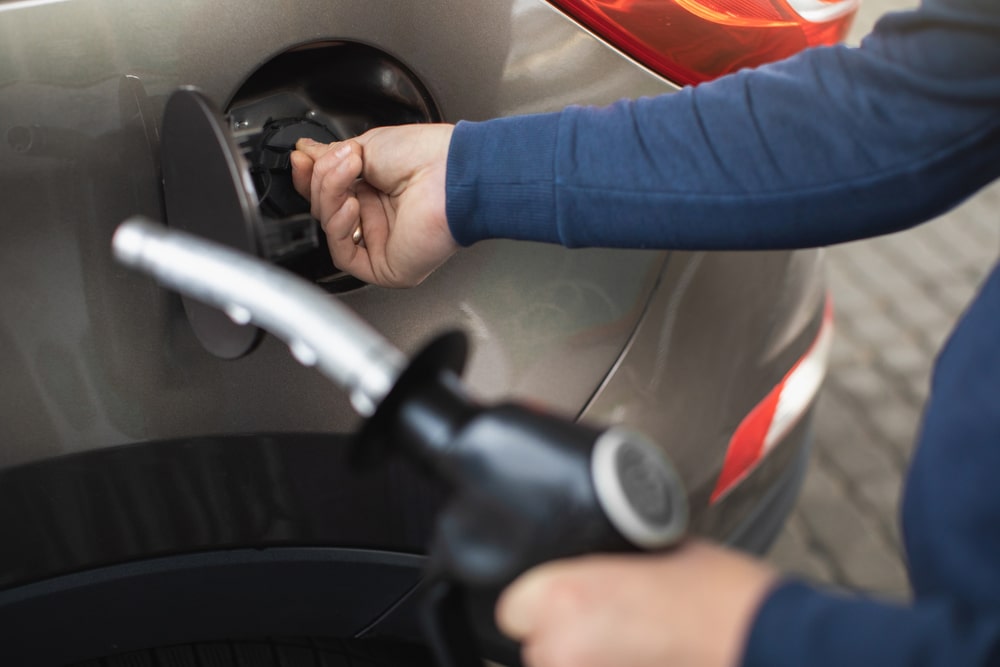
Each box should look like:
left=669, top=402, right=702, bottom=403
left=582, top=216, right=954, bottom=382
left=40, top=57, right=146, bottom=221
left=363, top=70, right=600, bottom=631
left=935, top=279, right=984, bottom=316
left=876, top=337, right=929, bottom=383
left=795, top=458, right=910, bottom=598
left=829, top=328, right=870, bottom=367
left=946, top=207, right=999, bottom=253
left=919, top=221, right=998, bottom=276
left=835, top=242, right=919, bottom=301
left=917, top=315, right=958, bottom=358
left=844, top=311, right=905, bottom=348
left=826, top=260, right=878, bottom=312
left=881, top=286, right=940, bottom=327
left=767, top=513, right=837, bottom=585
left=866, top=401, right=924, bottom=461
left=827, top=364, right=891, bottom=408
left=883, top=229, right=966, bottom=285
left=958, top=181, right=1000, bottom=243
left=857, top=475, right=904, bottom=553
left=913, top=225, right=978, bottom=277
left=885, top=288, right=948, bottom=328
left=813, top=389, right=902, bottom=484
left=810, top=388, right=907, bottom=553
left=902, top=377, right=931, bottom=413
left=867, top=345, right=933, bottom=408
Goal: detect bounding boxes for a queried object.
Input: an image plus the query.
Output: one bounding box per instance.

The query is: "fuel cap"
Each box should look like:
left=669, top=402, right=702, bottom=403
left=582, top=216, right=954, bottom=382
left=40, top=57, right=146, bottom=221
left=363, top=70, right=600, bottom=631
left=251, top=117, right=337, bottom=219
left=160, top=87, right=263, bottom=359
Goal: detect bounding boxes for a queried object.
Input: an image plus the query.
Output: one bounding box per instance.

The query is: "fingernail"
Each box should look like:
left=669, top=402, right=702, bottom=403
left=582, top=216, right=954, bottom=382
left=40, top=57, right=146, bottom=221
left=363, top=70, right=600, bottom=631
left=299, top=137, right=318, bottom=146
left=334, top=143, right=352, bottom=158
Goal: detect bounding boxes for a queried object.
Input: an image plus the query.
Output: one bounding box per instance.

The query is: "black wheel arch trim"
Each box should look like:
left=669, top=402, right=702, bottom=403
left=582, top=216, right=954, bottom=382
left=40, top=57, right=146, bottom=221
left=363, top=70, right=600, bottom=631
left=0, top=547, right=428, bottom=666
left=0, top=433, right=448, bottom=590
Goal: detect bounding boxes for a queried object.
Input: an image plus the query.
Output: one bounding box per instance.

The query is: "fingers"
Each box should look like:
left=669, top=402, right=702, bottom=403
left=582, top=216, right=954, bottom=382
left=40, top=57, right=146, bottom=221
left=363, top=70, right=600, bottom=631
left=322, top=188, right=362, bottom=247
left=496, top=561, right=568, bottom=641
left=354, top=183, right=392, bottom=270
left=290, top=149, right=313, bottom=200
left=292, top=137, right=359, bottom=200
left=295, top=136, right=333, bottom=160
left=308, top=141, right=361, bottom=224
left=498, top=546, right=779, bottom=667
left=498, top=560, right=613, bottom=667
left=292, top=128, right=457, bottom=288
left=322, top=182, right=389, bottom=287
left=316, top=149, right=357, bottom=217
left=291, top=137, right=384, bottom=284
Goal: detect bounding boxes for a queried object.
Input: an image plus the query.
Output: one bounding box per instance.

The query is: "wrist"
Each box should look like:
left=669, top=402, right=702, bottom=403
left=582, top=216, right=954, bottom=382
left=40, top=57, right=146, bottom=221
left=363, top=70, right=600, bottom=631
left=445, top=113, right=563, bottom=246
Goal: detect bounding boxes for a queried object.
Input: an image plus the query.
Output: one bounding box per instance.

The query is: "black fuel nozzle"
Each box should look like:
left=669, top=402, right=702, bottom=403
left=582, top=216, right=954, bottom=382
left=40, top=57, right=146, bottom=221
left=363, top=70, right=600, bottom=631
left=359, top=330, right=687, bottom=585
left=358, top=332, right=688, bottom=667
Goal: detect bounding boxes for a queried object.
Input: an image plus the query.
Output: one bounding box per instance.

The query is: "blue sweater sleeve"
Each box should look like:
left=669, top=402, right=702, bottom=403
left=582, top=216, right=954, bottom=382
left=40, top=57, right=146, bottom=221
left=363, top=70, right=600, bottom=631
left=445, top=0, right=1000, bottom=250
left=743, top=581, right=1000, bottom=666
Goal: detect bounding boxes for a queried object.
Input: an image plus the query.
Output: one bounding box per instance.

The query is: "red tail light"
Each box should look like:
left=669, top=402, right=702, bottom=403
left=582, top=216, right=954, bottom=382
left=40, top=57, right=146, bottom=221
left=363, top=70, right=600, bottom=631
left=549, top=0, right=859, bottom=85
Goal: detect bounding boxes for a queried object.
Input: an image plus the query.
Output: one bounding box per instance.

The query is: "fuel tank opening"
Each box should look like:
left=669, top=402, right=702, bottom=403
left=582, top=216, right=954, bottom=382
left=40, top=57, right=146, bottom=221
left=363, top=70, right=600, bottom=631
left=225, top=41, right=440, bottom=291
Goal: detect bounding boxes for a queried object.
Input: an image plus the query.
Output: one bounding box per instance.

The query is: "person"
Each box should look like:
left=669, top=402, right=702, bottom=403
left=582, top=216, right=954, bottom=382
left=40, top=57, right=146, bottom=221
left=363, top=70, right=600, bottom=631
left=289, top=0, right=1000, bottom=663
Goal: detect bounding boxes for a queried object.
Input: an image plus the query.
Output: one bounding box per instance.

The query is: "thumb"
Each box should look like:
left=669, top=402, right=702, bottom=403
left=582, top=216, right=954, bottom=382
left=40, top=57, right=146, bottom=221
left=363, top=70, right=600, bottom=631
left=289, top=150, right=313, bottom=200
left=496, top=564, right=562, bottom=641
left=294, top=137, right=337, bottom=159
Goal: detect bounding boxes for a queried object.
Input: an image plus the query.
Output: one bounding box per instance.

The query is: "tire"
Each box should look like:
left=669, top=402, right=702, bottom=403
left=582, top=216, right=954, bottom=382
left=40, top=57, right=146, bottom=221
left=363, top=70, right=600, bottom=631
left=70, top=638, right=435, bottom=667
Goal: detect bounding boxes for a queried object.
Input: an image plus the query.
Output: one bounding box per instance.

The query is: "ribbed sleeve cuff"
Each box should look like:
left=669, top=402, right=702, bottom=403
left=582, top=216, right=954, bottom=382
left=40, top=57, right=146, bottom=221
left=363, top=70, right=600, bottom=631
left=445, top=113, right=562, bottom=246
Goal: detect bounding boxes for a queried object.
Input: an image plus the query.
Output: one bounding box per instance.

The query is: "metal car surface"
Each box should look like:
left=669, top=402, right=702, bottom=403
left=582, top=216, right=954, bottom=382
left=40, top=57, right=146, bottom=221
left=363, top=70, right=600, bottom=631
left=0, top=0, right=828, bottom=664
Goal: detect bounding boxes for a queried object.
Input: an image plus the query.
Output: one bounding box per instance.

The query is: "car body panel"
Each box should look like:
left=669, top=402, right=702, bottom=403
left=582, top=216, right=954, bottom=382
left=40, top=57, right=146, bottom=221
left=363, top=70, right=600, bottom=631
left=0, top=0, right=675, bottom=468
left=578, top=249, right=826, bottom=536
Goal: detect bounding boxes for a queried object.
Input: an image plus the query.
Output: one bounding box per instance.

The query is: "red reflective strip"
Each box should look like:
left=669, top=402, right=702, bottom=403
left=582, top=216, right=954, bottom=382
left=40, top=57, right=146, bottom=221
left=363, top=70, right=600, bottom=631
left=709, top=298, right=833, bottom=504
left=710, top=379, right=784, bottom=504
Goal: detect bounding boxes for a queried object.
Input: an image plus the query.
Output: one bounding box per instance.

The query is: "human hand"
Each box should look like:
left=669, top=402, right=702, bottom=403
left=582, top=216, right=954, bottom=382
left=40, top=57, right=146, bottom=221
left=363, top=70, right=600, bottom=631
left=290, top=124, right=459, bottom=288
left=496, top=540, right=779, bottom=667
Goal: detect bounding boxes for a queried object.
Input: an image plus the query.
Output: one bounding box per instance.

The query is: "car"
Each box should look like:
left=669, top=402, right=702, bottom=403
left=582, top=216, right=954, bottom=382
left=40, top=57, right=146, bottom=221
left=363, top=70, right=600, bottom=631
left=0, top=0, right=856, bottom=665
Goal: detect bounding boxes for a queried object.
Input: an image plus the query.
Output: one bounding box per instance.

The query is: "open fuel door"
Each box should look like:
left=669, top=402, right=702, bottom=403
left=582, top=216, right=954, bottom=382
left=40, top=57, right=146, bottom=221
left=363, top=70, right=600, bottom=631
left=160, top=88, right=343, bottom=358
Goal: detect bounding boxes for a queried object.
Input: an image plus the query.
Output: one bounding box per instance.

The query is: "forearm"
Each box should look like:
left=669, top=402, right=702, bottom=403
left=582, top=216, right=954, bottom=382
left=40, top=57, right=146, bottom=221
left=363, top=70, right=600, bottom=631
left=446, top=0, right=1000, bottom=250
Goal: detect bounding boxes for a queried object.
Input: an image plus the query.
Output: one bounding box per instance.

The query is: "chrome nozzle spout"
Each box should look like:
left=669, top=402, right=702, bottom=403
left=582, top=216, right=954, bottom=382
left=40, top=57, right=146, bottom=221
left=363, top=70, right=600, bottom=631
left=112, top=217, right=406, bottom=416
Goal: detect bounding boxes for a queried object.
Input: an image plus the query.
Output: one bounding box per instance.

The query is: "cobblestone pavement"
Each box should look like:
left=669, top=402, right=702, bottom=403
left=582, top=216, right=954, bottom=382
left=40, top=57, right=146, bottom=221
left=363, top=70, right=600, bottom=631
left=765, top=0, right=999, bottom=597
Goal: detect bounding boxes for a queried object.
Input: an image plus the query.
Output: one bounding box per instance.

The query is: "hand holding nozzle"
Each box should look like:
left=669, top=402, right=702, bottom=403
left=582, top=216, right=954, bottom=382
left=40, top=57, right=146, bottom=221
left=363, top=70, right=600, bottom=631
left=112, top=218, right=688, bottom=667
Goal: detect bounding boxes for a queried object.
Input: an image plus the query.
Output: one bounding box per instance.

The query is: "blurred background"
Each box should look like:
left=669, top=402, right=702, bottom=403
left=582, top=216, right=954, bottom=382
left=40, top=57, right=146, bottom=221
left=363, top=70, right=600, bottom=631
left=764, top=0, right=1000, bottom=598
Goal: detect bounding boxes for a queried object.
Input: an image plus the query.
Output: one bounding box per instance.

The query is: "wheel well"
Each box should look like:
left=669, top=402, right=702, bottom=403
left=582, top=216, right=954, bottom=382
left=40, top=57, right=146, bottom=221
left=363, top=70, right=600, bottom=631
left=0, top=548, right=426, bottom=667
